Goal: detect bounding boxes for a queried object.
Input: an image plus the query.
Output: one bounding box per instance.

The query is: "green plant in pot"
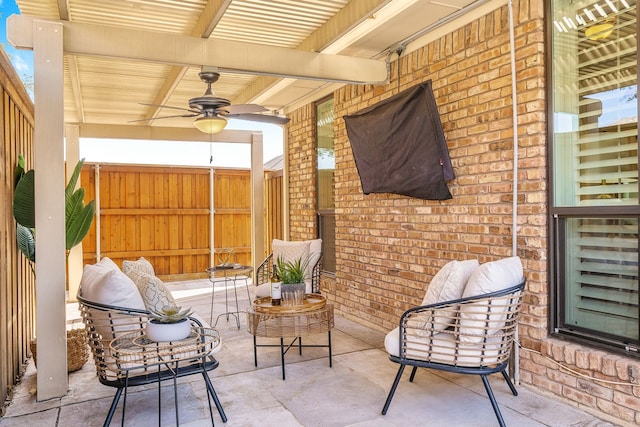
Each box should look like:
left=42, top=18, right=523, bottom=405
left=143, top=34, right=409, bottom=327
left=13, top=155, right=96, bottom=272
left=13, top=155, right=96, bottom=372
left=147, top=305, right=194, bottom=342
left=276, top=256, right=309, bottom=306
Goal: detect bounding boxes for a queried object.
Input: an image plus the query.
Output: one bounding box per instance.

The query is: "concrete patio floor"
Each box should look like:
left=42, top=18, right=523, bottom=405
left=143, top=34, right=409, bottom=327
left=0, top=278, right=622, bottom=427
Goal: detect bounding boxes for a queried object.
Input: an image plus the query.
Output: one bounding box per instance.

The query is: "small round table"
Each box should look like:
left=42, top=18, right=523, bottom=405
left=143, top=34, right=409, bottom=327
left=109, top=327, right=223, bottom=425
left=246, top=295, right=334, bottom=380
left=206, top=265, right=253, bottom=329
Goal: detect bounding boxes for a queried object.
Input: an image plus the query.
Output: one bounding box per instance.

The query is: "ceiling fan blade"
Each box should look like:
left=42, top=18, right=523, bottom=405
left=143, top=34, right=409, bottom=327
left=128, top=113, right=201, bottom=123
left=224, top=104, right=269, bottom=114
left=139, top=102, right=200, bottom=114
left=227, top=113, right=290, bottom=125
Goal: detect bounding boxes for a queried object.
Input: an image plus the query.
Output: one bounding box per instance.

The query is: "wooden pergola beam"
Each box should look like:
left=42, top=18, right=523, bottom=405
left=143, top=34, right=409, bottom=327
left=7, top=14, right=388, bottom=84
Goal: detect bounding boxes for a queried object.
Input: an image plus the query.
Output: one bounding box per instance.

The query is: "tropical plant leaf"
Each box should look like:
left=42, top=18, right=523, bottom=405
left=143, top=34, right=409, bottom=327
left=16, top=224, right=36, bottom=263
left=66, top=187, right=85, bottom=227
left=66, top=200, right=95, bottom=251
left=65, top=158, right=84, bottom=204
left=14, top=154, right=25, bottom=189
left=13, top=169, right=35, bottom=228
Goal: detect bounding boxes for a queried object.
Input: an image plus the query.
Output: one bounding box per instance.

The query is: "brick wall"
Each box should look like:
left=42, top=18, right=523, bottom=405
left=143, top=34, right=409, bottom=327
left=285, top=1, right=639, bottom=425
left=287, top=105, right=318, bottom=241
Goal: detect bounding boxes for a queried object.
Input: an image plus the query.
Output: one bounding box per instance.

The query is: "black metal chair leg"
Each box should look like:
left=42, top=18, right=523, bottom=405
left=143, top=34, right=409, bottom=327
left=202, top=372, right=215, bottom=426
left=253, top=335, right=258, bottom=367
left=103, top=388, right=123, bottom=427
left=501, top=370, right=518, bottom=396
left=382, top=364, right=406, bottom=415
left=328, top=331, right=332, bottom=368
left=173, top=370, right=180, bottom=426
left=280, top=338, right=286, bottom=380
left=203, top=371, right=227, bottom=423
left=409, top=366, right=418, bottom=382
left=481, top=374, right=506, bottom=427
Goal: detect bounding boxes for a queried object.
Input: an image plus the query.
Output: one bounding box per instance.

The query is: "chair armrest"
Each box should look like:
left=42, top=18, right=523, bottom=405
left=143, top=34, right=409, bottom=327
left=310, top=254, right=323, bottom=293
left=395, top=280, right=525, bottom=364
left=255, top=253, right=273, bottom=287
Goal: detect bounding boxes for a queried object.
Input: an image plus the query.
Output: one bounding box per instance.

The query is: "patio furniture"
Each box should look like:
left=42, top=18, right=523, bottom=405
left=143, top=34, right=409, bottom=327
left=255, top=239, right=323, bottom=297
left=78, top=295, right=227, bottom=427
left=247, top=295, right=334, bottom=380
left=382, top=257, right=525, bottom=427
left=206, top=264, right=253, bottom=328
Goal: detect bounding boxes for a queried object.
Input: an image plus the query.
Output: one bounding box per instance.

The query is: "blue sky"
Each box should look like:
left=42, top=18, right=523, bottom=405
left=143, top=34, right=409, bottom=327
left=1, top=0, right=33, bottom=90
left=0, top=0, right=284, bottom=168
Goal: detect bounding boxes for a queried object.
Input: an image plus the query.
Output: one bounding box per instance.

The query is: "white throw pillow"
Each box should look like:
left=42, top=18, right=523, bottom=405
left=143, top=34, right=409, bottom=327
left=79, top=263, right=144, bottom=310
left=459, top=256, right=523, bottom=343
left=122, top=257, right=155, bottom=277
left=124, top=268, right=176, bottom=312
left=419, top=259, right=478, bottom=332
left=272, top=239, right=311, bottom=269
left=422, top=259, right=479, bottom=305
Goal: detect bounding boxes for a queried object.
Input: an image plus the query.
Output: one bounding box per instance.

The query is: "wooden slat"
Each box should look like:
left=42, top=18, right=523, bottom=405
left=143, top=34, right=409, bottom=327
left=101, top=208, right=210, bottom=215
left=0, top=48, right=36, bottom=409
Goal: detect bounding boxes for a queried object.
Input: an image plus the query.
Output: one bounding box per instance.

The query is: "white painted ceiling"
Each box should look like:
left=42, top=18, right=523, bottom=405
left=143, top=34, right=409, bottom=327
left=14, top=0, right=480, bottom=132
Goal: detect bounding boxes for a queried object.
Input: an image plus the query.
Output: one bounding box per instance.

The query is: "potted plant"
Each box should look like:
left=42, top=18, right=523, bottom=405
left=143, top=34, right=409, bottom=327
left=13, top=155, right=96, bottom=372
left=146, top=305, right=194, bottom=342
left=276, top=256, right=309, bottom=306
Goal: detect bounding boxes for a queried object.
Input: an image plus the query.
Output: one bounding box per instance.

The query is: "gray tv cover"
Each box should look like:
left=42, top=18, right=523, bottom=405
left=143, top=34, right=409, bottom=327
left=344, top=80, right=454, bottom=200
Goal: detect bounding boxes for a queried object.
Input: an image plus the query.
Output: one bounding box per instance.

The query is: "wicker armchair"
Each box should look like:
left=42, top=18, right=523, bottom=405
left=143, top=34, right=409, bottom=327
left=255, top=252, right=323, bottom=294
left=77, top=295, right=227, bottom=427
left=382, top=279, right=525, bottom=427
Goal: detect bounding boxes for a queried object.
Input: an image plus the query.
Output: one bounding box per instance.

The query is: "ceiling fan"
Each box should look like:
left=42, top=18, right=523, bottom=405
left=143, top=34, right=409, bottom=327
left=133, top=70, right=290, bottom=133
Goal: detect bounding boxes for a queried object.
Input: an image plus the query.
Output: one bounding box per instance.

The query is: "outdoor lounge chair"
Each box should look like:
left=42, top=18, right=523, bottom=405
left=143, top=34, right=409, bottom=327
left=382, top=257, right=525, bottom=427
left=77, top=295, right=227, bottom=426
left=255, top=238, right=323, bottom=296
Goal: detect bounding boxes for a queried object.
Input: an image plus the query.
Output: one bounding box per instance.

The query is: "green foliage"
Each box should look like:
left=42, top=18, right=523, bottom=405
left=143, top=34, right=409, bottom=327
left=12, top=157, right=96, bottom=269
left=276, top=256, right=309, bottom=284
left=16, top=223, right=36, bottom=267
left=13, top=169, right=35, bottom=228
left=65, top=160, right=96, bottom=251
left=148, top=305, right=193, bottom=324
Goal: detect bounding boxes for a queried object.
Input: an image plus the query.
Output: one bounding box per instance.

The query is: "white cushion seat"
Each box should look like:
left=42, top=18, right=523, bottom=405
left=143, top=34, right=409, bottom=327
left=385, top=327, right=506, bottom=367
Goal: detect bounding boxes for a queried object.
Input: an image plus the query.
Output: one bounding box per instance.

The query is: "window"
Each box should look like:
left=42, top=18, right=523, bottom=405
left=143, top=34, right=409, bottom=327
left=549, top=0, right=638, bottom=353
left=316, top=97, right=336, bottom=273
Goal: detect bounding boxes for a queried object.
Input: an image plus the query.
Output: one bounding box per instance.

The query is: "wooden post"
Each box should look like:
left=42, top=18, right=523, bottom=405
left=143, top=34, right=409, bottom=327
left=33, top=19, right=68, bottom=399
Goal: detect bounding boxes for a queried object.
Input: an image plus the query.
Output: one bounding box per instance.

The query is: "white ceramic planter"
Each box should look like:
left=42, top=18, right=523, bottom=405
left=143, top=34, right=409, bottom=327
left=146, top=318, right=191, bottom=342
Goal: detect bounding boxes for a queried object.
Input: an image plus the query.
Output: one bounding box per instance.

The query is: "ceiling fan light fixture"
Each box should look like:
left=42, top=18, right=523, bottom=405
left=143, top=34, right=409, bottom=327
left=585, top=22, right=614, bottom=40
left=194, top=115, right=227, bottom=134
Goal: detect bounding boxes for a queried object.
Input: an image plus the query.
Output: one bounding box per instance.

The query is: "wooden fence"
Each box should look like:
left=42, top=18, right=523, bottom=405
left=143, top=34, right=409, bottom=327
left=264, top=169, right=284, bottom=256
left=0, top=48, right=35, bottom=412
left=81, top=164, right=257, bottom=278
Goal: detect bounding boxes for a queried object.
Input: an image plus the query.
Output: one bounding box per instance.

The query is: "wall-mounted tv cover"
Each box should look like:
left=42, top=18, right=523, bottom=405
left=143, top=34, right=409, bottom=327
left=344, top=80, right=454, bottom=200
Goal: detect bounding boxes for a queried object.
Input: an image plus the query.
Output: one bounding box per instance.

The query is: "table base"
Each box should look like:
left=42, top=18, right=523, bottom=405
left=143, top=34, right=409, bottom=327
left=252, top=332, right=332, bottom=380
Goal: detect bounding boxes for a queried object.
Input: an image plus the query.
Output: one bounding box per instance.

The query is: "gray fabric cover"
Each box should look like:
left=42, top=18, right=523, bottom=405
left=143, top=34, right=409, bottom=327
left=344, top=80, right=454, bottom=200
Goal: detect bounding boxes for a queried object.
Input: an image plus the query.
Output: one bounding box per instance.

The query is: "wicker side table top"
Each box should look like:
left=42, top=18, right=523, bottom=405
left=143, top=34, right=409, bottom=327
left=110, top=327, right=221, bottom=369
left=246, top=304, right=334, bottom=338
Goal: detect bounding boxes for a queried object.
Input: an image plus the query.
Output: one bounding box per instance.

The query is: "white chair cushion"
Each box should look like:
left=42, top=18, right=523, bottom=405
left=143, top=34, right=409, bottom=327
left=122, top=257, right=155, bottom=277
left=419, top=259, right=478, bottom=332
left=80, top=259, right=144, bottom=310
left=385, top=327, right=505, bottom=367
left=459, top=256, right=523, bottom=343
left=124, top=268, right=176, bottom=313
left=254, top=282, right=271, bottom=298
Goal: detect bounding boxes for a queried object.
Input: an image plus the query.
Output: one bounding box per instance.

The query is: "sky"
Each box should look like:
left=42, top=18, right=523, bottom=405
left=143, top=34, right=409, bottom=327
left=0, top=0, right=284, bottom=169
